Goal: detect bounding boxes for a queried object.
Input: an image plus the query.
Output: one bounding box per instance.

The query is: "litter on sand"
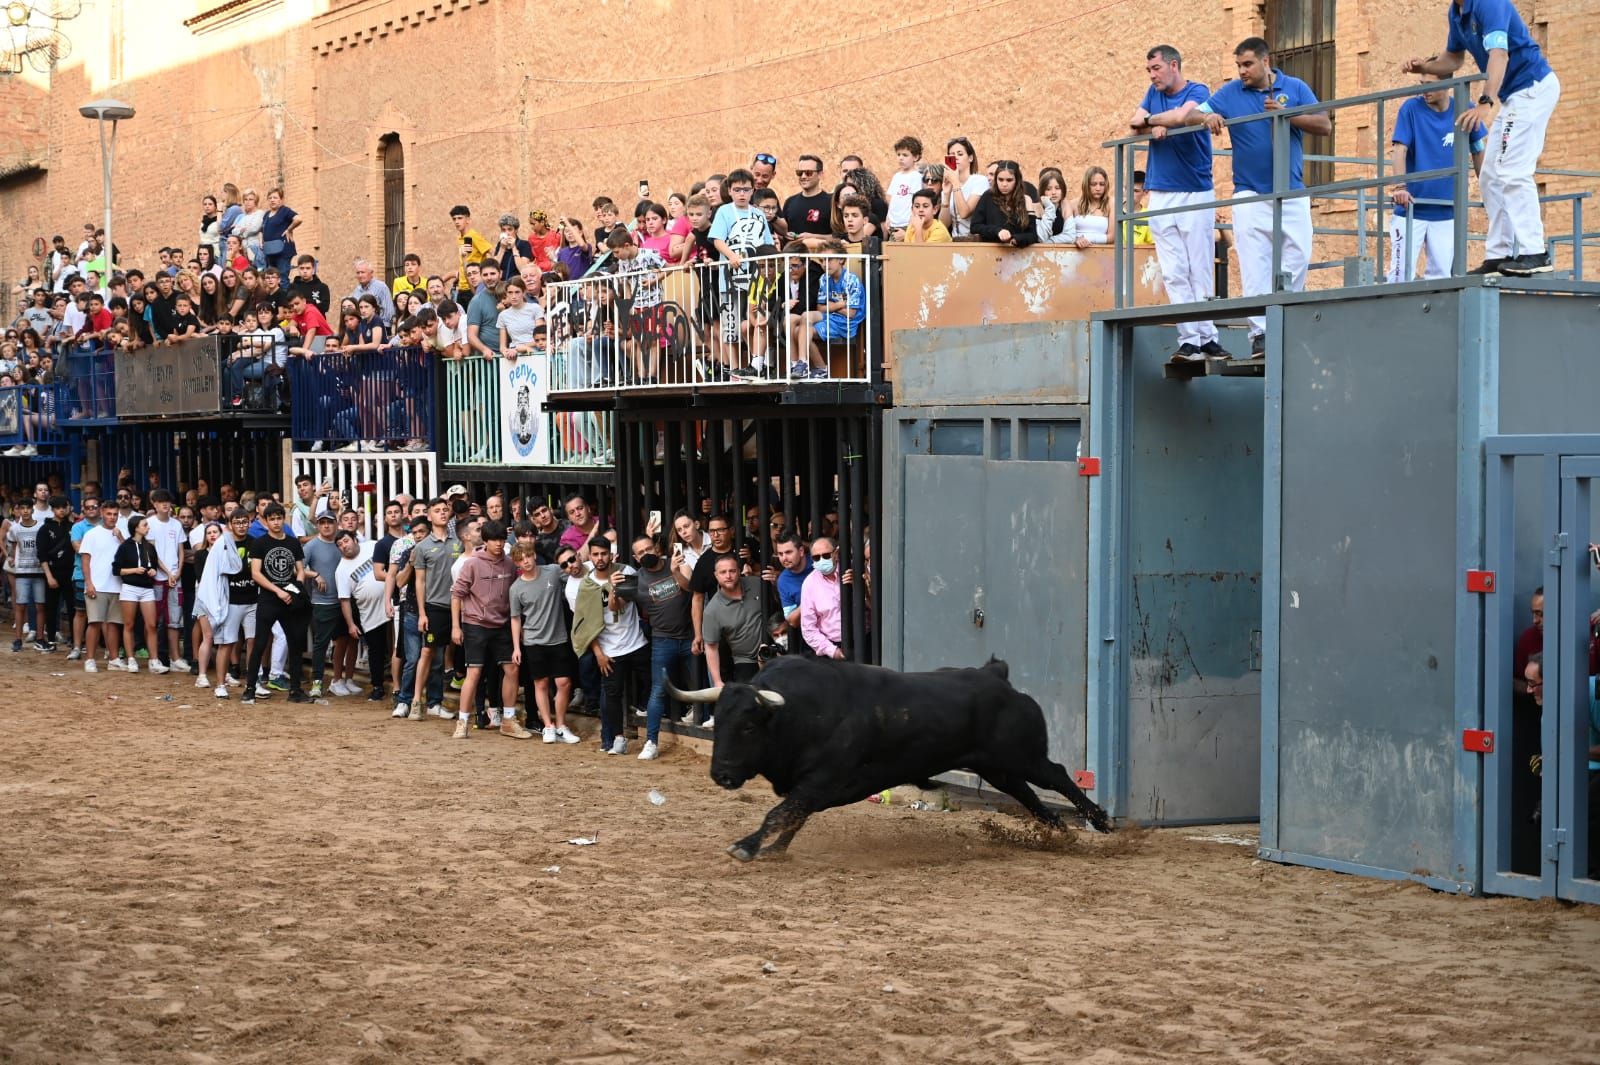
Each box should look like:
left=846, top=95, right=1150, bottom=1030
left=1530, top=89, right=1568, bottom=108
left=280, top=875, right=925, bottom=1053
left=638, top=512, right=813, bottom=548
left=542, top=865, right=561, bottom=873
left=564, top=834, right=599, bottom=846
left=1185, top=833, right=1258, bottom=847
left=647, top=789, right=667, bottom=806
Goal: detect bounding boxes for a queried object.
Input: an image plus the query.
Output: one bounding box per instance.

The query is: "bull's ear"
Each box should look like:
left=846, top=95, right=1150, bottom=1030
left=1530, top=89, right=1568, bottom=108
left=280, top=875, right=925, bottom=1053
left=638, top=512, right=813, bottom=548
left=755, top=689, right=786, bottom=709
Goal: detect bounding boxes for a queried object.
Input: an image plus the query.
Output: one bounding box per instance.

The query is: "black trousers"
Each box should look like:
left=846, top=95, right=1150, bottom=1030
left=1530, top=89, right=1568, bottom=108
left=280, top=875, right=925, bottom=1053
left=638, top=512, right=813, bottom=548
left=44, top=565, right=74, bottom=643
left=361, top=621, right=392, bottom=694
left=247, top=594, right=309, bottom=692
left=598, top=644, right=651, bottom=746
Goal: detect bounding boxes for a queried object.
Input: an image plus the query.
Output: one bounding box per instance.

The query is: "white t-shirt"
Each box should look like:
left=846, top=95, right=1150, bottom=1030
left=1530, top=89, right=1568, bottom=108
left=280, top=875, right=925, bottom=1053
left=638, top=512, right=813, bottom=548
left=31, top=503, right=52, bottom=522
left=335, top=543, right=387, bottom=632
left=951, top=174, right=992, bottom=237
left=433, top=318, right=465, bottom=352
left=564, top=564, right=646, bottom=657
left=885, top=168, right=922, bottom=229
left=496, top=302, right=544, bottom=349
left=6, top=521, right=42, bottom=574
left=81, top=524, right=125, bottom=592
left=147, top=514, right=185, bottom=573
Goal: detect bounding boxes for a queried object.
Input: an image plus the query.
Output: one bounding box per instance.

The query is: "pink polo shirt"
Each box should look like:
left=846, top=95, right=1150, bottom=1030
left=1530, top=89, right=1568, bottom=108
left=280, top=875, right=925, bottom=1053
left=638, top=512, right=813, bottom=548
left=800, top=567, right=844, bottom=657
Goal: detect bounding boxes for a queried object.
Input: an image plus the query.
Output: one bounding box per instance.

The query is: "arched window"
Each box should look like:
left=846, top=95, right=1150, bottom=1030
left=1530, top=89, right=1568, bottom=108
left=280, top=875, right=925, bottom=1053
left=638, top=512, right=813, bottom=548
left=381, top=134, right=405, bottom=284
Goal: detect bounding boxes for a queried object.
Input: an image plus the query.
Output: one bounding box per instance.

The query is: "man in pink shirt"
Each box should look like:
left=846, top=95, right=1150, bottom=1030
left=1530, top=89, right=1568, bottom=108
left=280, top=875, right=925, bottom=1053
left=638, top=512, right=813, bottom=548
left=449, top=520, right=530, bottom=740
left=800, top=536, right=854, bottom=659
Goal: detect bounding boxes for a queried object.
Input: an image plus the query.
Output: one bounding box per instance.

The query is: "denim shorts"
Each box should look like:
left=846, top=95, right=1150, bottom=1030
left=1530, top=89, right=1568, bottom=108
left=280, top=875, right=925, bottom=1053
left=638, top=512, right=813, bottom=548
left=13, top=574, right=44, bottom=605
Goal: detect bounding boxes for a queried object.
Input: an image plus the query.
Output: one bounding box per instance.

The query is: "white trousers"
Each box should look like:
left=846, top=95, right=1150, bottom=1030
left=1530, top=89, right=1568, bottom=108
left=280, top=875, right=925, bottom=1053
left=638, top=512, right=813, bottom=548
left=1148, top=190, right=1217, bottom=346
left=1386, top=213, right=1457, bottom=282
left=1482, top=72, right=1559, bottom=259
left=1233, top=195, right=1312, bottom=337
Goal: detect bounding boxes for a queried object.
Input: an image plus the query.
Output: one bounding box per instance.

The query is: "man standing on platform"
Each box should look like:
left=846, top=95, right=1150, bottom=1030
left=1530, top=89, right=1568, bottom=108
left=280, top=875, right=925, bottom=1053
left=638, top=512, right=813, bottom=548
left=1130, top=44, right=1224, bottom=364
left=1404, top=0, right=1559, bottom=276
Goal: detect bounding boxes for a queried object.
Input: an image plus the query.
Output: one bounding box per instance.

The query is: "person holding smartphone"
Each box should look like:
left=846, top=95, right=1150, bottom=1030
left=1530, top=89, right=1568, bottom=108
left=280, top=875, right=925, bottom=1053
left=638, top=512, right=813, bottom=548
left=941, top=137, right=990, bottom=237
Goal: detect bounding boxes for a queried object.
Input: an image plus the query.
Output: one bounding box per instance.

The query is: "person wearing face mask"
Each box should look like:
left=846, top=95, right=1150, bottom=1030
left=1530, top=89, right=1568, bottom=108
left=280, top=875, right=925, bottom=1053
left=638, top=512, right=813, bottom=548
left=799, top=536, right=855, bottom=660
left=622, top=533, right=693, bottom=761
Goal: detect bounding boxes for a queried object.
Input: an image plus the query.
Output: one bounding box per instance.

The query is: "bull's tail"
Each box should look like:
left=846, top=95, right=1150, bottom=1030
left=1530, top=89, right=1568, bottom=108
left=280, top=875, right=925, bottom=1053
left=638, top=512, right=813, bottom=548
left=982, top=656, right=1011, bottom=683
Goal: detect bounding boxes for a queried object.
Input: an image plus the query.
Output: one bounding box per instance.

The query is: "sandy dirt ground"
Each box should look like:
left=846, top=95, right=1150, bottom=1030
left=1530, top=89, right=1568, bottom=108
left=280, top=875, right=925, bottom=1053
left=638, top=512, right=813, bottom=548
left=2, top=653, right=1599, bottom=1065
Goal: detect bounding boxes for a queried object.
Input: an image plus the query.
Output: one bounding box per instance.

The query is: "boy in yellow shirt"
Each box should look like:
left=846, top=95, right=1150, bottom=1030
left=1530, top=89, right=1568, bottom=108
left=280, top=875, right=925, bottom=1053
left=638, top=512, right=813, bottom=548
left=902, top=189, right=952, bottom=243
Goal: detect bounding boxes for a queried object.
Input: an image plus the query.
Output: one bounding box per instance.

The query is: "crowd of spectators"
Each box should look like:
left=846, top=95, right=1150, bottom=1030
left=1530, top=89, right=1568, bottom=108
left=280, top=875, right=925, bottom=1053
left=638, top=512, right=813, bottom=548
left=3, top=472, right=868, bottom=760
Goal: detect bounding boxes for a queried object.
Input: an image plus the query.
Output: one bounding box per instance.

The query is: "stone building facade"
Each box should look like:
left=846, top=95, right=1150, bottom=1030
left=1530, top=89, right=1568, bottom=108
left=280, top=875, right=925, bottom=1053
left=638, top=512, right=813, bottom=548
left=1, top=0, right=1592, bottom=304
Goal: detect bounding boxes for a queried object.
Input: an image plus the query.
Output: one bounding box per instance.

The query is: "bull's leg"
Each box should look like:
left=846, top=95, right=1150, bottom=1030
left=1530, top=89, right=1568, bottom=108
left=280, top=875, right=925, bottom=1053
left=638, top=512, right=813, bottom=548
left=982, top=771, right=1064, bottom=829
left=1025, top=758, right=1113, bottom=832
left=730, top=797, right=812, bottom=862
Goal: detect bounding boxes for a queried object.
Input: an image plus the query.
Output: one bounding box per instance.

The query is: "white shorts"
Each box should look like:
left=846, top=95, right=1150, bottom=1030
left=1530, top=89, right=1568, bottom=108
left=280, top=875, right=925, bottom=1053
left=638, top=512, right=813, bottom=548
left=218, top=602, right=257, bottom=645
left=119, top=585, right=157, bottom=603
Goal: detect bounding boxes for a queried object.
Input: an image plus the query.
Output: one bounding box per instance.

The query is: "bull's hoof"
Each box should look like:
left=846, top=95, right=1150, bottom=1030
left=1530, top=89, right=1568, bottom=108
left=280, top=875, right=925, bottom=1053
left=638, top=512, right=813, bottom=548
left=1088, top=814, right=1114, bottom=834
left=728, top=844, right=757, bottom=862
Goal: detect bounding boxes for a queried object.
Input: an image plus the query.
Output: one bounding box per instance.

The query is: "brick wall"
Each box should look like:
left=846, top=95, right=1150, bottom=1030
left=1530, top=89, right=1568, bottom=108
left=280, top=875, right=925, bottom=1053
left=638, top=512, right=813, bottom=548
left=2, top=0, right=1591, bottom=299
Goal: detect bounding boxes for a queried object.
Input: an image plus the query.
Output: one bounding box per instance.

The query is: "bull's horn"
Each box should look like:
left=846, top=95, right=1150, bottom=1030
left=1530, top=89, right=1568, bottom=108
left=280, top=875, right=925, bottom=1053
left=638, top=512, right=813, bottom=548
left=756, top=689, right=786, bottom=707
left=666, top=679, right=723, bottom=704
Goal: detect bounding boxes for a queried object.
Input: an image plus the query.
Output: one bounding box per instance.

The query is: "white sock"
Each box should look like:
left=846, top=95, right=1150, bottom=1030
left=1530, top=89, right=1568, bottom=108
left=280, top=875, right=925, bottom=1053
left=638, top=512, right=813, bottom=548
left=458, top=710, right=469, bottom=720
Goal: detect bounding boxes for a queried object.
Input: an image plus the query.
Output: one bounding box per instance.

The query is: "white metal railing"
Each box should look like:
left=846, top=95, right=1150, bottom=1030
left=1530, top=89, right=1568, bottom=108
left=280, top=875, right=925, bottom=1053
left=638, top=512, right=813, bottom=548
left=543, top=251, right=875, bottom=392
left=289, top=451, right=438, bottom=540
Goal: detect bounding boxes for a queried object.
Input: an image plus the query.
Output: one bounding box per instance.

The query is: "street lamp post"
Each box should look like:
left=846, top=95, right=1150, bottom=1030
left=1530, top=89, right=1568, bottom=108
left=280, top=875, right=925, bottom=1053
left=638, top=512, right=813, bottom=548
left=78, top=99, right=135, bottom=283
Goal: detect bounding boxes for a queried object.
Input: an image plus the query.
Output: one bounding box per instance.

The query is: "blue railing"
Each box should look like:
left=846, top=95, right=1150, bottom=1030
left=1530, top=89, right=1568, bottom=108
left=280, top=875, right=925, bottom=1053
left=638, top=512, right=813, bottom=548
left=0, top=382, right=72, bottom=455
left=64, top=345, right=118, bottom=422
left=287, top=345, right=436, bottom=452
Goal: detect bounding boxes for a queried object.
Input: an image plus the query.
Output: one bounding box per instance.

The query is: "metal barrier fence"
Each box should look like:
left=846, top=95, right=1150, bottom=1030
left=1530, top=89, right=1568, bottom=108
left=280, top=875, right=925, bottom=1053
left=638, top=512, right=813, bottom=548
left=290, top=451, right=439, bottom=541
left=1102, top=74, right=1600, bottom=309
left=287, top=345, right=435, bottom=452
left=544, top=251, right=876, bottom=392
left=64, top=346, right=117, bottom=421
left=0, top=382, right=70, bottom=456
left=442, top=356, right=614, bottom=466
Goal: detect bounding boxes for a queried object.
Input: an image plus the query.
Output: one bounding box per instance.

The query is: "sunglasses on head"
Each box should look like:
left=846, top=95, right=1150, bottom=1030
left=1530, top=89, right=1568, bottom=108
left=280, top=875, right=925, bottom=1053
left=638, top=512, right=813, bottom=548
left=754, top=153, right=777, bottom=165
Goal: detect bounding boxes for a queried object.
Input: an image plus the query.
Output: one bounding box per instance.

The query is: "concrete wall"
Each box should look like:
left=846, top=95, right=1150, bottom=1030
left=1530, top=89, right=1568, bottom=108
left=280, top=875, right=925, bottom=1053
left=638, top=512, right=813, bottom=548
left=5, top=0, right=1592, bottom=309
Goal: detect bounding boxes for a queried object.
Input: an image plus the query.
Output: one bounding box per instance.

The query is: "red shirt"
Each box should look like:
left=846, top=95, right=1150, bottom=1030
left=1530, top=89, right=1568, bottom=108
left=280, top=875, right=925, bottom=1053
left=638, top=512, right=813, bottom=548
left=291, top=304, right=332, bottom=338
left=531, top=229, right=560, bottom=273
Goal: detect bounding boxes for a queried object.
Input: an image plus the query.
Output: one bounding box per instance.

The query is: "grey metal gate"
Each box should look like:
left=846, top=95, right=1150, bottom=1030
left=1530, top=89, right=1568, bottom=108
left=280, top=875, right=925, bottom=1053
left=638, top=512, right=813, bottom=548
left=1484, top=435, right=1600, bottom=903
left=891, top=411, right=1089, bottom=774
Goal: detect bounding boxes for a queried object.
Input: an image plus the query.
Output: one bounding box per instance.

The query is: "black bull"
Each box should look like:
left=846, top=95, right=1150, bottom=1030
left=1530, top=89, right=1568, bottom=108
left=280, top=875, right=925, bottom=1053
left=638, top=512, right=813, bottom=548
left=669, top=656, right=1112, bottom=861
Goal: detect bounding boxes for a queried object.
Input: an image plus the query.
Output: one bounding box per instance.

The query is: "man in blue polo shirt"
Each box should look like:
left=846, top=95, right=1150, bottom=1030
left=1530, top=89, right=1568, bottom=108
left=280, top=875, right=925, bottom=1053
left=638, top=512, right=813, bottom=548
left=1404, top=0, right=1559, bottom=276
left=1130, top=43, right=1223, bottom=363
left=1187, top=37, right=1331, bottom=358
left=1385, top=73, right=1487, bottom=283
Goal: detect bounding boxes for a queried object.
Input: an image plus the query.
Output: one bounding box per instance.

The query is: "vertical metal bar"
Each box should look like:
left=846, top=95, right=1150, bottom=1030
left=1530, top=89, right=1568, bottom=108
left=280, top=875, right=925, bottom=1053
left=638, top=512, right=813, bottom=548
left=1270, top=111, right=1287, bottom=291
left=807, top=417, right=821, bottom=541
left=780, top=418, right=795, bottom=537
left=661, top=420, right=677, bottom=545
left=867, top=409, right=882, bottom=665
left=834, top=414, right=849, bottom=658
left=1452, top=80, right=1470, bottom=277
left=729, top=419, right=745, bottom=570
left=755, top=418, right=770, bottom=569
left=1375, top=97, right=1387, bottom=279
left=1113, top=141, right=1127, bottom=309
left=684, top=417, right=699, bottom=527
left=847, top=416, right=866, bottom=664
left=707, top=418, right=722, bottom=525
left=1573, top=197, right=1584, bottom=281
left=635, top=416, right=651, bottom=547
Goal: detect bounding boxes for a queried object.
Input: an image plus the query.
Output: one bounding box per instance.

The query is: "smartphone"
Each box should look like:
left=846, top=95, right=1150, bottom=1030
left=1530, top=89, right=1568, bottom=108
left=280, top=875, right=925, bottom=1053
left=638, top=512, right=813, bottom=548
left=648, top=509, right=662, bottom=529
left=638, top=180, right=650, bottom=199
left=944, top=154, right=958, bottom=170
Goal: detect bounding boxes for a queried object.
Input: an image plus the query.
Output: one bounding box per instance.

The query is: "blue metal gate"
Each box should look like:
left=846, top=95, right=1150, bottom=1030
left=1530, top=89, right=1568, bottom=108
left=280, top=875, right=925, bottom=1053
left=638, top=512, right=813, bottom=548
left=1484, top=435, right=1600, bottom=903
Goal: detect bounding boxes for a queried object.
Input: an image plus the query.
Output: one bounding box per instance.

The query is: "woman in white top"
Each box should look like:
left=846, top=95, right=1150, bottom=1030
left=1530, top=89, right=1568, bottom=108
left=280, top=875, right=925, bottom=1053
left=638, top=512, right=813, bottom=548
left=199, top=194, right=222, bottom=263
left=232, top=188, right=267, bottom=269
left=940, top=137, right=991, bottom=238
left=1067, top=166, right=1113, bottom=249
left=670, top=510, right=712, bottom=577
left=1035, top=170, right=1077, bottom=245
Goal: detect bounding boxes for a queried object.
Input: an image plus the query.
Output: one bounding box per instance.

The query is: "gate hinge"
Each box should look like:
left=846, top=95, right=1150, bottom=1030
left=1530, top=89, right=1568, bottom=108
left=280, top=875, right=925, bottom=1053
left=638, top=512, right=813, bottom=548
left=1465, top=570, right=1497, bottom=594
left=1077, top=457, right=1101, bottom=477
left=1072, top=770, right=1096, bottom=790
left=1462, top=728, right=1495, bottom=753
left=1548, top=532, right=1570, bottom=567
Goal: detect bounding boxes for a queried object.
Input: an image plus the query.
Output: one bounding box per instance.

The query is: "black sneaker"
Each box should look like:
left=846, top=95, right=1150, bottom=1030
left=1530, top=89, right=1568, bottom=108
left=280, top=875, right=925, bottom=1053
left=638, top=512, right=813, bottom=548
left=1168, top=343, right=1206, bottom=365
left=1499, top=251, right=1553, bottom=276
left=1467, top=258, right=1506, bottom=275
left=1249, top=334, right=1266, bottom=359
left=1200, top=340, right=1228, bottom=358
left=366, top=687, right=387, bottom=702
left=286, top=689, right=312, bottom=704
left=32, top=641, right=51, bottom=653
left=9, top=640, right=20, bottom=653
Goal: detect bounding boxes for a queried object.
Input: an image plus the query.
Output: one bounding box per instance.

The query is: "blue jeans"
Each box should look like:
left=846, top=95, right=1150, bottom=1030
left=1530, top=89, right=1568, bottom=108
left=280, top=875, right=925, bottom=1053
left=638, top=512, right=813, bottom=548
left=645, top=636, right=695, bottom=742
left=227, top=357, right=266, bottom=400
left=395, top=610, right=422, bottom=706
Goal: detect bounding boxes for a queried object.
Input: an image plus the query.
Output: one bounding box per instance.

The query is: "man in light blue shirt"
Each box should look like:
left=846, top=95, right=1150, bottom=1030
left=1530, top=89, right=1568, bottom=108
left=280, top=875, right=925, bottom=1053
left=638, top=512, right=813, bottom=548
left=1131, top=44, right=1222, bottom=363
left=1404, top=0, right=1559, bottom=276
left=1187, top=38, right=1330, bottom=357
left=1385, top=73, right=1487, bottom=282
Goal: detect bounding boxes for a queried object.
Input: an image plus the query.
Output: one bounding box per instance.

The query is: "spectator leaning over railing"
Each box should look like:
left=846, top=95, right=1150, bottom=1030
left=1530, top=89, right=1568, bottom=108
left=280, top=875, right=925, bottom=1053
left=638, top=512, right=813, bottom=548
left=971, top=160, right=1041, bottom=247
left=260, top=188, right=301, bottom=276
left=1404, top=0, right=1559, bottom=276
left=1385, top=72, right=1487, bottom=283
left=903, top=189, right=952, bottom=243
left=1188, top=36, right=1331, bottom=358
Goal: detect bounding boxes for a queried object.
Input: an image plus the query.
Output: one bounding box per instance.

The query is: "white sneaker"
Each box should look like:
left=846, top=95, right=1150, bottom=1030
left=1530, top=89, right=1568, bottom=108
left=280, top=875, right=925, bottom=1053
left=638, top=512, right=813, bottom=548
left=556, top=725, right=581, bottom=745
left=225, top=673, right=241, bottom=686
left=195, top=675, right=209, bottom=688
left=428, top=703, right=448, bottom=719
left=107, top=658, right=126, bottom=671
left=334, top=442, right=359, bottom=453
left=390, top=703, right=409, bottom=718
left=214, top=685, right=229, bottom=699
left=149, top=661, right=169, bottom=675
left=127, top=659, right=140, bottom=674
left=339, top=679, right=361, bottom=696
left=638, top=740, right=659, bottom=761
left=169, top=659, right=192, bottom=674
left=16, top=445, right=36, bottom=457
left=701, top=716, right=714, bottom=729
left=607, top=736, right=627, bottom=756
left=488, top=708, right=503, bottom=728
left=255, top=683, right=272, bottom=698
left=84, top=659, right=99, bottom=673
left=1, top=446, right=20, bottom=457
left=327, top=679, right=347, bottom=697
left=541, top=726, right=557, bottom=743
left=678, top=709, right=696, bottom=725
left=309, top=681, right=323, bottom=698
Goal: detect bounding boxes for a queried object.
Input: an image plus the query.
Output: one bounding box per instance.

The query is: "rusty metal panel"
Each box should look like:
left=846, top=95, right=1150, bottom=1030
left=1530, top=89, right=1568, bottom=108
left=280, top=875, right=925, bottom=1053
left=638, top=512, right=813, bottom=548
left=891, top=320, right=1089, bottom=407
left=881, top=244, right=1164, bottom=365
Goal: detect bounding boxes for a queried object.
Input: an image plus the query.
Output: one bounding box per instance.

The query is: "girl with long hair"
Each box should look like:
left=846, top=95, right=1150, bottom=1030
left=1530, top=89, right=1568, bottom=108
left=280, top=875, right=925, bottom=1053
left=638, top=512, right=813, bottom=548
left=113, top=515, right=173, bottom=674
left=971, top=160, right=1040, bottom=247
left=1068, top=165, right=1113, bottom=248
